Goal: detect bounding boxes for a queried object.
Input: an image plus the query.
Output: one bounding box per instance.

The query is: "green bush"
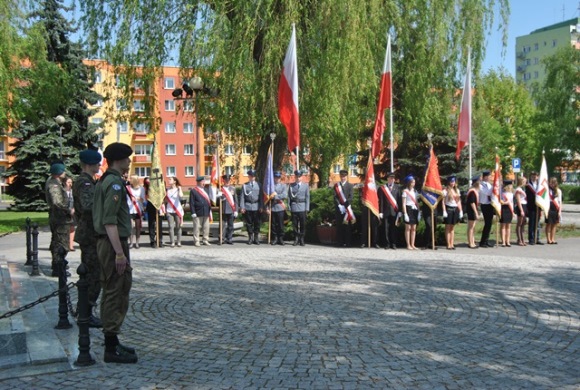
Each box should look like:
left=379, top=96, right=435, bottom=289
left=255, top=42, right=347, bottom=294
left=561, top=185, right=580, bottom=204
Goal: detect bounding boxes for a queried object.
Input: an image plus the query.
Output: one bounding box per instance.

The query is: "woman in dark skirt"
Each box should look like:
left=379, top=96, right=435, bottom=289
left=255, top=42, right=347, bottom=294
left=442, top=175, right=462, bottom=250
left=514, top=176, right=528, bottom=246
left=499, top=180, right=514, bottom=247
left=545, top=177, right=562, bottom=244
left=466, top=176, right=481, bottom=249
left=402, top=175, right=419, bottom=250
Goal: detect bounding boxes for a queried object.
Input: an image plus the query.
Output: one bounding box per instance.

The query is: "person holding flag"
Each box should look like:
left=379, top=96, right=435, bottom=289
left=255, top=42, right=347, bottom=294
left=334, top=170, right=356, bottom=247
left=288, top=170, right=309, bottom=246
left=165, top=176, right=184, bottom=248
left=499, top=180, right=514, bottom=247
left=479, top=170, right=494, bottom=248
left=379, top=172, right=401, bottom=250
left=545, top=177, right=562, bottom=244
left=219, top=174, right=238, bottom=245
left=189, top=176, right=213, bottom=247
left=402, top=175, right=420, bottom=250
left=240, top=169, right=263, bottom=245
left=419, top=144, right=443, bottom=250
left=525, top=171, right=543, bottom=245
left=360, top=155, right=380, bottom=249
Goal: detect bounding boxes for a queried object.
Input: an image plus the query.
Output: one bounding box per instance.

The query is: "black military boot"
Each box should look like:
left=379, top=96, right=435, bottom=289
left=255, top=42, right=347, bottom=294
left=247, top=233, right=253, bottom=245
left=299, top=235, right=305, bottom=246
left=270, top=235, right=277, bottom=245
left=253, top=234, right=260, bottom=245
left=293, top=237, right=299, bottom=246
left=277, top=236, right=285, bottom=246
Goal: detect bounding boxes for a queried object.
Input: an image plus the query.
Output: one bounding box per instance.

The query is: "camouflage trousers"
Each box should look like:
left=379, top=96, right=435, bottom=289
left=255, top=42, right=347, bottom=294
left=96, top=236, right=132, bottom=336
left=79, top=242, right=102, bottom=306
left=49, top=220, right=70, bottom=269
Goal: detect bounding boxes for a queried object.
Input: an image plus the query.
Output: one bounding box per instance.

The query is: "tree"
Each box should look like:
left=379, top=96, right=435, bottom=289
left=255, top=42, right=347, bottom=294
left=5, top=0, right=101, bottom=210
left=79, top=0, right=508, bottom=184
left=532, top=46, right=580, bottom=172
left=471, top=69, right=538, bottom=176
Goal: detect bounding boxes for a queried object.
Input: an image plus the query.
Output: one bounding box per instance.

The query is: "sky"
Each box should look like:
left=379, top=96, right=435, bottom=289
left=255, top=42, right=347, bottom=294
left=482, top=0, right=580, bottom=75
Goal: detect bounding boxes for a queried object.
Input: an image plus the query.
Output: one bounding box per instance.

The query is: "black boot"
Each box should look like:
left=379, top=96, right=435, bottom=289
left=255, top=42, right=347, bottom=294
left=293, top=237, right=299, bottom=246
left=299, top=235, right=305, bottom=246
left=253, top=234, right=260, bottom=245
left=88, top=305, right=103, bottom=328
left=277, top=236, right=285, bottom=246
left=247, top=233, right=253, bottom=245
left=270, top=235, right=277, bottom=245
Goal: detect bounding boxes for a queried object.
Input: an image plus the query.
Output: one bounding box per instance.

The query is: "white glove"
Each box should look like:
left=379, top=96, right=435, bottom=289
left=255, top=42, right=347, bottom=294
left=397, top=212, right=403, bottom=219
left=459, top=210, right=463, bottom=219
left=418, top=212, right=422, bottom=222
left=192, top=213, right=197, bottom=218
left=379, top=213, right=384, bottom=219
left=233, top=212, right=238, bottom=218
left=404, top=214, right=409, bottom=223
left=338, top=205, right=346, bottom=214
left=443, top=211, right=448, bottom=218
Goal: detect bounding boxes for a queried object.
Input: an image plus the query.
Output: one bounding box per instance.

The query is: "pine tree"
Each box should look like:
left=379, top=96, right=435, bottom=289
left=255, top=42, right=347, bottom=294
left=5, top=0, right=101, bottom=210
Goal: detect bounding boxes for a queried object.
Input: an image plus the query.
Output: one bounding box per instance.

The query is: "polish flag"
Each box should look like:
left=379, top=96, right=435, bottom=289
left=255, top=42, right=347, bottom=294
left=278, top=24, right=300, bottom=152
left=210, top=154, right=219, bottom=187
left=362, top=156, right=380, bottom=217
left=456, top=54, right=471, bottom=160
left=371, top=35, right=392, bottom=159
left=536, top=154, right=550, bottom=213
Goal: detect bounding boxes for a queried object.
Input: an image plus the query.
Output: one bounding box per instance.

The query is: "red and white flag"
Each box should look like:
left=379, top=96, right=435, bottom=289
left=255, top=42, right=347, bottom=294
left=210, top=154, right=219, bottom=187
left=491, top=154, right=502, bottom=216
left=371, top=35, right=392, bottom=159
left=278, top=24, right=300, bottom=152
left=362, top=156, right=380, bottom=217
left=536, top=154, right=550, bottom=213
left=456, top=53, right=471, bottom=160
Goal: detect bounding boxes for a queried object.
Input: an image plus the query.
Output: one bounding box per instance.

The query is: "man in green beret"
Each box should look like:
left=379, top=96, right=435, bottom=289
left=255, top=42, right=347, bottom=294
left=93, top=142, right=137, bottom=363
left=73, top=148, right=103, bottom=328
left=45, top=161, right=72, bottom=277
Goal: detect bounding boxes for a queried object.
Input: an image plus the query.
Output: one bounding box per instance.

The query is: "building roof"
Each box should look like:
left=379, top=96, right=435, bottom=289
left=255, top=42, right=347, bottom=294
left=529, top=17, right=579, bottom=35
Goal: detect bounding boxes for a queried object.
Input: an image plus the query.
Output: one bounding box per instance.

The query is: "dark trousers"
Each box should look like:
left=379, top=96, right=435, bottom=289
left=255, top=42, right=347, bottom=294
left=384, top=215, right=398, bottom=247
left=291, top=211, right=306, bottom=238
left=528, top=208, right=542, bottom=243
left=222, top=213, right=235, bottom=242
left=480, top=204, right=494, bottom=245
left=244, top=210, right=261, bottom=235
left=271, top=211, right=285, bottom=239
left=336, top=212, right=353, bottom=247
left=146, top=205, right=163, bottom=245
left=361, top=210, right=379, bottom=247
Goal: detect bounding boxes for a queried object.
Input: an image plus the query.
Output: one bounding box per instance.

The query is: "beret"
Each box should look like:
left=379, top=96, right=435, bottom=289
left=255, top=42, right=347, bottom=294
left=79, top=149, right=102, bottom=165
left=103, top=142, right=133, bottom=161
left=447, top=175, right=456, bottom=183
left=247, top=169, right=255, bottom=176
left=294, top=170, right=302, bottom=177
left=404, top=174, right=415, bottom=183
left=274, top=171, right=282, bottom=178
left=471, top=175, right=480, bottom=183
left=50, top=163, right=65, bottom=175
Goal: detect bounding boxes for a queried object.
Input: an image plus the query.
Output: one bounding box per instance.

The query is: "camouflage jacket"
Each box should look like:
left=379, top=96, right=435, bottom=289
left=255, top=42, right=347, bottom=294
left=45, top=176, right=71, bottom=223
left=73, top=172, right=96, bottom=244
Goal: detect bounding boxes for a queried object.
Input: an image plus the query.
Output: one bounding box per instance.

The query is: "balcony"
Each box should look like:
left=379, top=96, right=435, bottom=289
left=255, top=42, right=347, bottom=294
left=516, top=65, right=527, bottom=73
left=132, top=132, right=154, bottom=142
left=133, top=155, right=151, bottom=163
left=517, top=51, right=526, bottom=59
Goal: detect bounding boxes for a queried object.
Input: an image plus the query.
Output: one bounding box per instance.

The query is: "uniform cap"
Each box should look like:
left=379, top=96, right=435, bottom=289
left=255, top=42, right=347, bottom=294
left=387, top=172, right=396, bottom=177
left=196, top=176, right=205, bottom=182
left=482, top=170, right=491, bottom=177
left=294, top=170, right=302, bottom=177
left=339, top=169, right=348, bottom=176
left=503, top=180, right=513, bottom=186
left=222, top=174, right=231, bottom=180
left=50, top=162, right=65, bottom=175
left=79, top=149, right=102, bottom=165
left=447, top=175, right=456, bottom=183
left=529, top=171, right=538, bottom=176
left=247, top=169, right=255, bottom=176
left=103, top=142, right=133, bottom=161
left=471, top=175, right=480, bottom=183
left=274, top=171, right=282, bottom=178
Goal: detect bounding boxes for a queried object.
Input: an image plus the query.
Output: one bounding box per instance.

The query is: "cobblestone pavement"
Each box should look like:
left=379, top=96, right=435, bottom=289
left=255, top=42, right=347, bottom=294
left=1, top=235, right=580, bottom=389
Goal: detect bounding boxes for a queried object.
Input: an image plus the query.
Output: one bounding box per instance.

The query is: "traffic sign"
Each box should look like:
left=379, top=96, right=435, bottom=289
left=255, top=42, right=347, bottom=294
left=512, top=158, right=521, bottom=173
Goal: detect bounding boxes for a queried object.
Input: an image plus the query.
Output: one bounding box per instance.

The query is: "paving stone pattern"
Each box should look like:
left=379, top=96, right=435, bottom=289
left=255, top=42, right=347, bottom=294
left=1, top=239, right=579, bottom=389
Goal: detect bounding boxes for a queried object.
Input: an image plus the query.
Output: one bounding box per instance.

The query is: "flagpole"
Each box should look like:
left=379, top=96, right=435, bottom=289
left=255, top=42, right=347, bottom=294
left=388, top=34, right=394, bottom=173
left=216, top=133, right=223, bottom=245
left=467, top=47, right=472, bottom=182
left=295, top=146, right=299, bottom=172
left=268, top=135, right=276, bottom=245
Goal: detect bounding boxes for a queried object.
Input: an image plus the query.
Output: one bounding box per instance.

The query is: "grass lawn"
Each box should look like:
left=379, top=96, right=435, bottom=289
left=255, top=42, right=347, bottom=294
left=0, top=211, right=49, bottom=234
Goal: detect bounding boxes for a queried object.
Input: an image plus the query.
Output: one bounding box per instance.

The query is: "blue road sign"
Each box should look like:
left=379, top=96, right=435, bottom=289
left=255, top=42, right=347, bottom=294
left=512, top=158, right=521, bottom=173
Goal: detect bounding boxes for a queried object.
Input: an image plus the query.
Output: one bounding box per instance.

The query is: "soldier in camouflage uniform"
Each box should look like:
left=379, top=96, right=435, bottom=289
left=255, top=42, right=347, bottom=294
left=93, top=142, right=137, bottom=364
left=45, top=162, right=71, bottom=277
left=73, top=149, right=103, bottom=328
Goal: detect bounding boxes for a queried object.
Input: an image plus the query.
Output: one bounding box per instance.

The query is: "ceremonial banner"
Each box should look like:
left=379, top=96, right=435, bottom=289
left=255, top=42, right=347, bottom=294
left=371, top=35, right=392, bottom=159
left=361, top=156, right=380, bottom=217
left=262, top=144, right=275, bottom=203
left=278, top=24, right=300, bottom=152
left=456, top=53, right=471, bottom=160
left=148, top=138, right=166, bottom=210
left=419, top=145, right=443, bottom=210
left=491, top=154, right=502, bottom=216
left=536, top=154, right=550, bottom=213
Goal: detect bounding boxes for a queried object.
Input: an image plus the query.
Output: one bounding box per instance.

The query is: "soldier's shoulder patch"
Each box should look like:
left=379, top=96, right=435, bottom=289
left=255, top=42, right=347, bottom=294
left=112, top=184, right=122, bottom=191
left=113, top=195, right=119, bottom=202
left=84, top=182, right=91, bottom=186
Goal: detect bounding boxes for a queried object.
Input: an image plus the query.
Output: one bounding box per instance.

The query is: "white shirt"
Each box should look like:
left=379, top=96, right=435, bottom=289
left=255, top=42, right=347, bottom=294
left=479, top=181, right=492, bottom=205
left=166, top=187, right=184, bottom=215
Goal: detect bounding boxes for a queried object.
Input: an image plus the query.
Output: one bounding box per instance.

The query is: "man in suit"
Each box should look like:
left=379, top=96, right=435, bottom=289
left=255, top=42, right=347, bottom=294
left=219, top=174, right=238, bottom=245
left=378, top=172, right=401, bottom=249
left=334, top=169, right=355, bottom=247
left=288, top=170, right=310, bottom=246
left=525, top=171, right=544, bottom=245
left=270, top=171, right=288, bottom=245
left=239, top=169, right=263, bottom=245
left=189, top=176, right=213, bottom=247
left=479, top=170, right=494, bottom=248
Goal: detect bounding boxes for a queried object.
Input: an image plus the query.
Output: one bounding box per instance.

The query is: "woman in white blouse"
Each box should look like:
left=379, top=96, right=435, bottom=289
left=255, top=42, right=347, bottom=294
left=165, top=176, right=184, bottom=247
left=514, top=176, right=528, bottom=246
left=402, top=175, right=419, bottom=250
left=441, top=175, right=462, bottom=250
left=545, top=177, right=562, bottom=245
left=127, top=175, right=145, bottom=248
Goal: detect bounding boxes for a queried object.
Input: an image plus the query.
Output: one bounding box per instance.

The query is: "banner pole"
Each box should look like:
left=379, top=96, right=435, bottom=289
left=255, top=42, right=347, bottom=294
left=367, top=208, right=371, bottom=248
left=431, top=208, right=435, bottom=250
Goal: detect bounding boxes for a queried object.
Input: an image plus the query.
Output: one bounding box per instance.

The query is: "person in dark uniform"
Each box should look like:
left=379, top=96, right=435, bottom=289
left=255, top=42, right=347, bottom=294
left=45, top=161, right=72, bottom=277
left=479, top=170, right=494, bottom=247
left=92, top=142, right=137, bottom=364
left=189, top=176, right=213, bottom=247
left=288, top=170, right=310, bottom=246
left=465, top=175, right=481, bottom=249
left=379, top=172, right=401, bottom=249
left=143, top=177, right=164, bottom=248
left=525, top=171, right=543, bottom=245
left=219, top=174, right=238, bottom=245
left=270, top=171, right=287, bottom=245
left=239, top=169, right=263, bottom=244
left=334, top=169, right=355, bottom=247
left=73, top=148, right=103, bottom=327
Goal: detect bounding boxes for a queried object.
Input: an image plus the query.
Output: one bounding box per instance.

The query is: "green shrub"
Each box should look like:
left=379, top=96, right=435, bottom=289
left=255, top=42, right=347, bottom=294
left=561, top=184, right=580, bottom=204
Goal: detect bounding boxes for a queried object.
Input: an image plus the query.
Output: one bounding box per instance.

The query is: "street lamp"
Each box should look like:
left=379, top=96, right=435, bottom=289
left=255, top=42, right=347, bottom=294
left=54, top=115, right=66, bottom=159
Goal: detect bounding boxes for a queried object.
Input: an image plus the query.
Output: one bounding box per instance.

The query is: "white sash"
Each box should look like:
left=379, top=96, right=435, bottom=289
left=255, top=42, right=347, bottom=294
left=380, top=185, right=398, bottom=212
left=194, top=186, right=213, bottom=222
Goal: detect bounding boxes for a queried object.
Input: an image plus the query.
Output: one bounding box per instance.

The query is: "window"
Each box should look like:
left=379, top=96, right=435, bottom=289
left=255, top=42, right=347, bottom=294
left=333, top=164, right=342, bottom=174
left=552, top=39, right=557, bottom=47
left=185, top=166, right=195, bottom=177
left=94, top=71, right=102, bottom=83
left=164, top=77, right=175, bottom=89
left=166, top=166, right=176, bottom=177
left=0, top=142, right=5, bottom=160
left=184, top=100, right=194, bottom=112
left=117, top=121, right=128, bottom=134
left=134, top=167, right=151, bottom=177
left=284, top=163, right=294, bottom=175
left=534, top=57, right=539, bottom=65
left=133, top=99, right=145, bottom=112
left=224, top=165, right=234, bottom=175
left=243, top=165, right=252, bottom=176
left=116, top=99, right=127, bottom=111
left=134, top=78, right=142, bottom=89
left=205, top=166, right=212, bottom=176
left=242, top=145, right=252, bottom=155
left=525, top=58, right=531, bottom=66
left=183, top=122, right=193, bottom=133
left=94, top=98, right=103, bottom=107
left=184, top=144, right=194, bottom=155
left=90, top=118, right=103, bottom=125
left=204, top=145, right=213, bottom=155
left=534, top=43, right=538, bottom=51
left=0, top=166, right=5, bottom=184
left=523, top=73, right=531, bottom=81
left=134, top=144, right=151, bottom=155
left=534, top=71, right=539, bottom=79
left=165, top=100, right=175, bottom=111
left=165, top=122, right=176, bottom=133
left=349, top=165, right=358, bottom=176
left=300, top=165, right=309, bottom=174
left=165, top=144, right=176, bottom=155
left=224, top=144, right=234, bottom=155
left=133, top=122, right=150, bottom=133
left=115, top=74, right=127, bottom=87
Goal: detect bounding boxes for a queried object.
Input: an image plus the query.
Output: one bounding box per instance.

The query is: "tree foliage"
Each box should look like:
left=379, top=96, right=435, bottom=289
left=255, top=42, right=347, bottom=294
left=79, top=0, right=508, bottom=184
left=5, top=0, right=101, bottom=210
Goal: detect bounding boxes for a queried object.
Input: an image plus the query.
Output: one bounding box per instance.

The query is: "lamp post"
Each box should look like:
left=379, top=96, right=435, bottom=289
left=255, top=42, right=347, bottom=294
left=54, top=115, right=66, bottom=159
left=190, top=76, right=204, bottom=176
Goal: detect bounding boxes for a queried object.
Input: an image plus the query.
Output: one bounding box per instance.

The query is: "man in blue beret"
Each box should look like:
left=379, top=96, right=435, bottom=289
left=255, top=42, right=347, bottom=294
left=73, top=149, right=102, bottom=327
left=93, top=142, right=137, bottom=363
left=45, top=161, right=72, bottom=277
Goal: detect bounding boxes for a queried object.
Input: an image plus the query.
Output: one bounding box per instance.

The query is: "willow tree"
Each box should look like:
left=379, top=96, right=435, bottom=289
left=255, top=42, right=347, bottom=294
left=79, top=0, right=508, bottom=184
